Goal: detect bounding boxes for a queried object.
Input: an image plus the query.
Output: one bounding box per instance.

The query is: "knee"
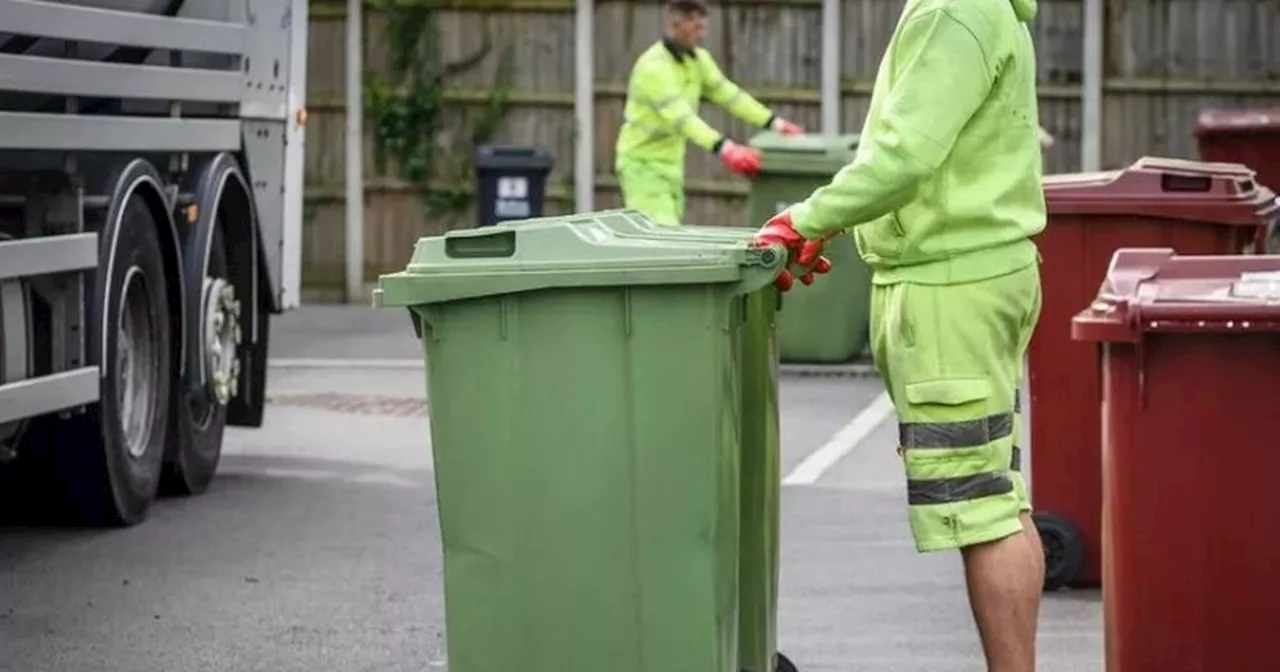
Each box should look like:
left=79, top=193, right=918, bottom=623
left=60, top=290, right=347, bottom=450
left=957, top=524, right=1029, bottom=563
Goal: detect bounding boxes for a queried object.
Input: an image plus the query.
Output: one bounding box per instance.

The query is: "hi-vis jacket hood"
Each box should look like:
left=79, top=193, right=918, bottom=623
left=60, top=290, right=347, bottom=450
left=1011, top=0, right=1037, bottom=22
left=788, top=0, right=1047, bottom=285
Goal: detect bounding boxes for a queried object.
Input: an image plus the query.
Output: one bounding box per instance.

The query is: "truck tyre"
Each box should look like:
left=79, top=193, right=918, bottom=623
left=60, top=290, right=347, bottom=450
left=162, top=211, right=232, bottom=496
left=47, top=194, right=172, bottom=526
left=1034, top=511, right=1084, bottom=591
left=226, top=293, right=268, bottom=428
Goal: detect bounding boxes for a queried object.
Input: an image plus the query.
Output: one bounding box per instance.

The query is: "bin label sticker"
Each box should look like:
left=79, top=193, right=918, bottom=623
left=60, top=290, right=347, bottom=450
left=1231, top=272, right=1280, bottom=301
left=495, top=198, right=531, bottom=219
left=498, top=177, right=529, bottom=200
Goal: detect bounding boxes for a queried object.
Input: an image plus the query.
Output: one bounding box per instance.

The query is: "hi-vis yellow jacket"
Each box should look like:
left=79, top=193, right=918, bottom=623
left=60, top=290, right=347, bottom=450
left=614, top=40, right=776, bottom=173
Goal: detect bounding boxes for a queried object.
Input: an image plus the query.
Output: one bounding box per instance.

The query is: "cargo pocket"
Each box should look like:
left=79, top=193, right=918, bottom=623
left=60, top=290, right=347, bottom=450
left=904, top=378, right=990, bottom=408
left=900, top=377, right=1000, bottom=464
left=899, top=377, right=1014, bottom=506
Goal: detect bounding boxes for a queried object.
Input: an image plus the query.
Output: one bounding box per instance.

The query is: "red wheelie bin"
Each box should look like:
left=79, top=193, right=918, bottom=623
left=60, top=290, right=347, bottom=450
left=1195, top=108, right=1280, bottom=253
left=1028, top=157, right=1279, bottom=590
left=1073, top=248, right=1280, bottom=672
left=1195, top=108, right=1280, bottom=192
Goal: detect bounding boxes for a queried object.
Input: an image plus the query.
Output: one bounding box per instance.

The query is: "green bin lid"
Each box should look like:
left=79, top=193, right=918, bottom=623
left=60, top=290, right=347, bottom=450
left=748, top=131, right=860, bottom=175
left=373, top=214, right=786, bottom=307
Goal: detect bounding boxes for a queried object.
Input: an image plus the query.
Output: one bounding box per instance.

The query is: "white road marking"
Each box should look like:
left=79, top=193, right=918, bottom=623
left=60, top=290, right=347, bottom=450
left=348, top=471, right=421, bottom=488
left=783, top=391, right=895, bottom=486
left=259, top=466, right=340, bottom=481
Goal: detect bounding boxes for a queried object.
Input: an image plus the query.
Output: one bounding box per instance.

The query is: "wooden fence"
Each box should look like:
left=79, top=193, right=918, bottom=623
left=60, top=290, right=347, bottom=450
left=301, top=0, right=1280, bottom=299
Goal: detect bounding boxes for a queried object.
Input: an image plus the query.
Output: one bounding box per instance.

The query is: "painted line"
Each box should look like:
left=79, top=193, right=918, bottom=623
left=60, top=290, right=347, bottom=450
left=782, top=391, right=895, bottom=486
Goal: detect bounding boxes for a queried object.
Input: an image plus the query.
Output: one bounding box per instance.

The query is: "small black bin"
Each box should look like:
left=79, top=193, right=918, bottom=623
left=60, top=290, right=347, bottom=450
left=474, top=145, right=554, bottom=227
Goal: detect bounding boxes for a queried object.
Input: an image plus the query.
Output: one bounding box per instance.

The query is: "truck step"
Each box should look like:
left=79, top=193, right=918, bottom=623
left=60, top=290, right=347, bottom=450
left=0, top=367, right=100, bottom=425
left=0, top=232, right=98, bottom=280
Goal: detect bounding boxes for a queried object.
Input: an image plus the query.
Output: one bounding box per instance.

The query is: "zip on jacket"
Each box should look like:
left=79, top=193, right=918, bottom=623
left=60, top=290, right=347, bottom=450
left=789, top=0, right=1046, bottom=286
left=615, top=39, right=776, bottom=173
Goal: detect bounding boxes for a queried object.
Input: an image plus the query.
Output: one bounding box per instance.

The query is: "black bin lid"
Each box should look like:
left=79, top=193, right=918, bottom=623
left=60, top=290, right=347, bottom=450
left=475, top=145, right=554, bottom=171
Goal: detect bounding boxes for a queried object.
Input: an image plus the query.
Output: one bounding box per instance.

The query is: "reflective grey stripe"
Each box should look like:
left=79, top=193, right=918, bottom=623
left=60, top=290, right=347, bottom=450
left=899, top=412, right=1014, bottom=449
left=623, top=116, right=669, bottom=139
left=1010, top=445, right=1022, bottom=472
left=672, top=113, right=695, bottom=132
left=907, top=471, right=1014, bottom=506
left=650, top=94, right=682, bottom=110
left=721, top=89, right=744, bottom=106
left=1014, top=391, right=1021, bottom=413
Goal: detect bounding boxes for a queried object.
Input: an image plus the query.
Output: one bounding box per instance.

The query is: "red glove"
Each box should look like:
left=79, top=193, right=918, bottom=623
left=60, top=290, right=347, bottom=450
left=772, top=118, right=805, bottom=136
left=752, top=209, right=832, bottom=291
left=719, top=140, right=762, bottom=178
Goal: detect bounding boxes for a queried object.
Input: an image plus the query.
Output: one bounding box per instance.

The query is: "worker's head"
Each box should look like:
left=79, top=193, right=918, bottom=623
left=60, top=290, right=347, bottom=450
left=665, top=0, right=708, bottom=50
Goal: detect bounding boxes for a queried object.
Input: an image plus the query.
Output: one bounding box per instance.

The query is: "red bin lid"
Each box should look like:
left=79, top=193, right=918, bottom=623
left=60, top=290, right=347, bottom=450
left=1195, top=108, right=1280, bottom=137
left=1072, top=248, right=1280, bottom=343
left=1044, top=156, right=1279, bottom=225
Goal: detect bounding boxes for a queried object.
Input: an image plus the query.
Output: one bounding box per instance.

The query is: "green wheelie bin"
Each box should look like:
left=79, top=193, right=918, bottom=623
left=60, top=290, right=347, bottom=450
left=747, top=131, right=872, bottom=364
left=374, top=216, right=787, bottom=672
left=578, top=209, right=794, bottom=672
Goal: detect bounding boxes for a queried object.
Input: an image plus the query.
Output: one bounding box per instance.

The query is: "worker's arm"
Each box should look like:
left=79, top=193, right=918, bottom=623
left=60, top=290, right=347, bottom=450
left=632, top=59, right=726, bottom=152
left=788, top=9, right=995, bottom=239
left=694, top=50, right=776, bottom=130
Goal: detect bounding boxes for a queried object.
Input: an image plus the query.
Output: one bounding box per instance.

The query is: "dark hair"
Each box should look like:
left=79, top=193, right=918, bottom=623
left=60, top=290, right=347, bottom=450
left=667, top=0, right=708, bottom=16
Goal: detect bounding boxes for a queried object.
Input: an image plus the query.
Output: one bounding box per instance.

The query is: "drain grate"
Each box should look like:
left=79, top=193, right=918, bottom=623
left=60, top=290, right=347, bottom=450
left=266, top=393, right=429, bottom=418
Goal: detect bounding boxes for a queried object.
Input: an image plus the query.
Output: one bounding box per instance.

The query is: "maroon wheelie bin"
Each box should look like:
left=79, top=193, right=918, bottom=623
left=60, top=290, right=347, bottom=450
left=1195, top=108, right=1280, bottom=192
left=1027, top=157, right=1279, bottom=590
left=1073, top=248, right=1280, bottom=672
left=1195, top=108, right=1280, bottom=252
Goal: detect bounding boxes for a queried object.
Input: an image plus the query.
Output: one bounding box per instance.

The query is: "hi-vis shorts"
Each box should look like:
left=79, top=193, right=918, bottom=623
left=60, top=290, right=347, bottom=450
left=869, top=262, right=1041, bottom=553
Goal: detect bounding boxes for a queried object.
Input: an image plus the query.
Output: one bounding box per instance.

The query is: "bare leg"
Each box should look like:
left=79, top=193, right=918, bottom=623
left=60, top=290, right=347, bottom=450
left=960, top=513, right=1044, bottom=672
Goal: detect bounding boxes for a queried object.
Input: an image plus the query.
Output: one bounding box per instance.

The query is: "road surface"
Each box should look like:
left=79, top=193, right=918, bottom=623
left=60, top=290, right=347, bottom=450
left=0, top=305, right=1102, bottom=672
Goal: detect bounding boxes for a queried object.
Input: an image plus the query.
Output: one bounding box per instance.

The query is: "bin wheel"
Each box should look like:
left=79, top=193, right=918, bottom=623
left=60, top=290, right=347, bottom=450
left=776, top=652, right=798, bottom=672
left=1033, top=511, right=1084, bottom=592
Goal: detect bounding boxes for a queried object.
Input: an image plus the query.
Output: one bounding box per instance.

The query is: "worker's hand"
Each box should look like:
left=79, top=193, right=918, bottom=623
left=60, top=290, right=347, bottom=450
left=752, top=209, right=832, bottom=292
left=719, top=140, right=762, bottom=178
left=772, top=117, right=805, bottom=136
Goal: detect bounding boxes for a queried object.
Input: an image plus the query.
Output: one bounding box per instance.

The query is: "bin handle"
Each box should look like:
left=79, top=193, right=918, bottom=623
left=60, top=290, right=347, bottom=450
left=445, top=229, right=517, bottom=258
left=1160, top=173, right=1213, bottom=192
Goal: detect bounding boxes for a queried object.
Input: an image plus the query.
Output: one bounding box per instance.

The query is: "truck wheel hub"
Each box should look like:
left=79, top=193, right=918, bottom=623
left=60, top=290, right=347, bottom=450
left=201, top=277, right=241, bottom=405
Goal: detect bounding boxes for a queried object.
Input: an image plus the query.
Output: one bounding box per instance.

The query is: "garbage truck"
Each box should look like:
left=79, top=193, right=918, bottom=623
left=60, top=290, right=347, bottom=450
left=0, top=0, right=309, bottom=526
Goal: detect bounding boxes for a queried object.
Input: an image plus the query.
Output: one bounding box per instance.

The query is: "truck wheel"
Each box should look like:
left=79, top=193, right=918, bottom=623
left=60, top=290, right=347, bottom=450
left=1034, top=511, right=1084, bottom=591
left=162, top=212, right=233, bottom=496
left=777, top=652, right=799, bottom=672
left=47, top=196, right=172, bottom=526
left=226, top=294, right=268, bottom=428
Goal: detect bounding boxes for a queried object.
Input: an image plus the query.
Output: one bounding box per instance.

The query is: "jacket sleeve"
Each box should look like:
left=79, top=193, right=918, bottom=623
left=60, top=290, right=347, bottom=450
left=788, top=9, right=995, bottom=239
left=632, top=58, right=725, bottom=152
left=695, top=50, right=775, bottom=130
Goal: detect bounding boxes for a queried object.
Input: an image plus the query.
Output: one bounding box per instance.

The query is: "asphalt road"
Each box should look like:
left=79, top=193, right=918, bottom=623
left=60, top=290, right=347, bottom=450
left=0, top=305, right=1103, bottom=672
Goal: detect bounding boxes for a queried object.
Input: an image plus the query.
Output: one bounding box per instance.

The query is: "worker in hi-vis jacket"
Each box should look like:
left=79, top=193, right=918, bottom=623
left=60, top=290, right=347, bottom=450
left=752, top=0, right=1051, bottom=670
left=614, top=0, right=805, bottom=227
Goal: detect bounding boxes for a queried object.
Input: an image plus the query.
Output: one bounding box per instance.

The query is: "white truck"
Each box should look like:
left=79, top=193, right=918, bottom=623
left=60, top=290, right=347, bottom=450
left=0, top=0, right=308, bottom=526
